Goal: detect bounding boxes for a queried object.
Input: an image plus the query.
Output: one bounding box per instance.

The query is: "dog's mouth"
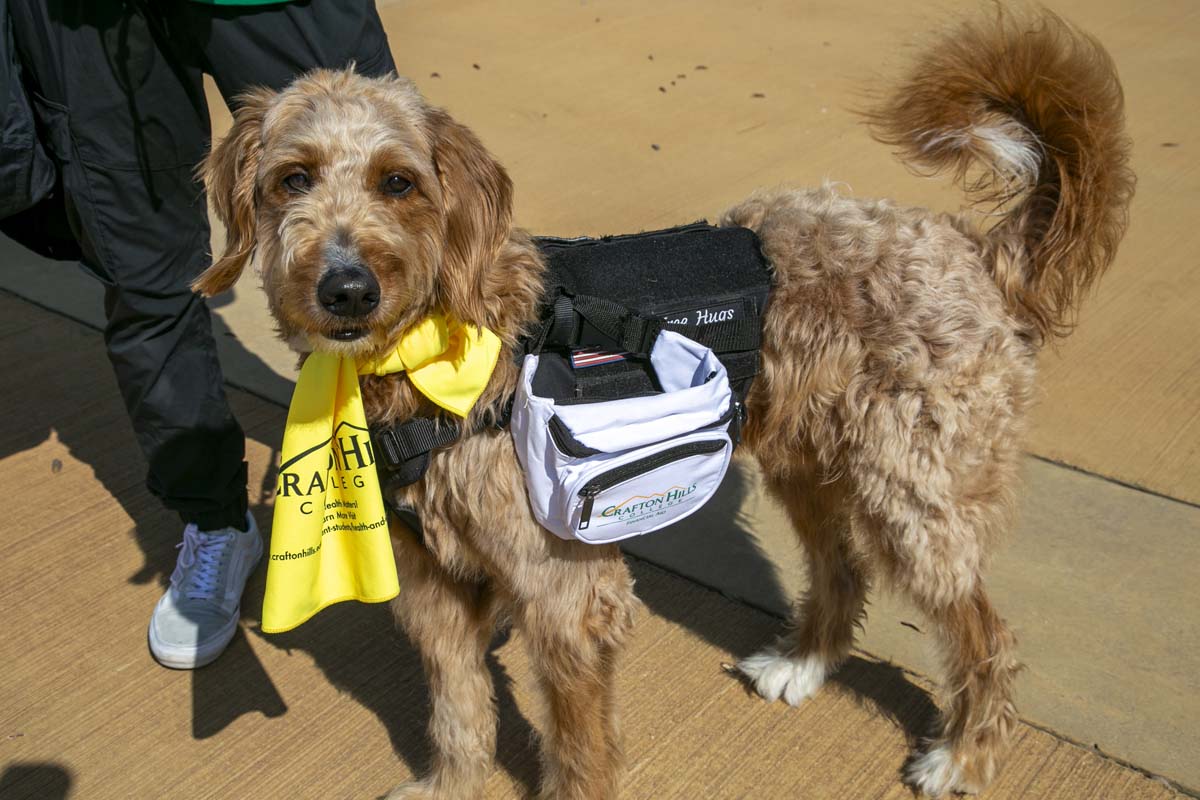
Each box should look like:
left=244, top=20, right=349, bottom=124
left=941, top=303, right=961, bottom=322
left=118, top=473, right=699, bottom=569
left=327, top=328, right=367, bottom=342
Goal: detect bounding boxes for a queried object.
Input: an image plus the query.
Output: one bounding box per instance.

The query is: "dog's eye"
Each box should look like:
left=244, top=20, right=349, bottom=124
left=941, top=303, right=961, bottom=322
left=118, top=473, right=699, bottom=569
left=283, top=172, right=311, bottom=194
left=383, top=174, right=413, bottom=197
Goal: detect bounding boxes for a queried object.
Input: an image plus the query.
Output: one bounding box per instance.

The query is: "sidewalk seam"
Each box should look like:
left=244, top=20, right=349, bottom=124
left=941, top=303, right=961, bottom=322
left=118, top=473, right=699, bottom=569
left=1017, top=715, right=1199, bottom=798
left=1028, top=452, right=1200, bottom=511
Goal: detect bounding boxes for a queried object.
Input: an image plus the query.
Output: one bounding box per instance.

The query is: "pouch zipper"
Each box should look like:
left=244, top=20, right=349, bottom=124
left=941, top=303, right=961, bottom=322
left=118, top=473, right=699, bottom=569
left=578, top=438, right=727, bottom=530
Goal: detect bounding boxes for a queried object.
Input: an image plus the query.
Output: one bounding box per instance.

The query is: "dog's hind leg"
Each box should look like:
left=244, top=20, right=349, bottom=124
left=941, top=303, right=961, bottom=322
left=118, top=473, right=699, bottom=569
left=904, top=582, right=1018, bottom=796
left=850, top=445, right=1021, bottom=796
left=386, top=525, right=502, bottom=800
left=517, top=548, right=635, bottom=800
left=737, top=474, right=868, bottom=706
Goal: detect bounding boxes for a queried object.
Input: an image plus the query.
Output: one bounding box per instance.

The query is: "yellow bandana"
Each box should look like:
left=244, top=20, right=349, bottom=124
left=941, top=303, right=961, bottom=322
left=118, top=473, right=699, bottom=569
left=262, top=312, right=501, bottom=633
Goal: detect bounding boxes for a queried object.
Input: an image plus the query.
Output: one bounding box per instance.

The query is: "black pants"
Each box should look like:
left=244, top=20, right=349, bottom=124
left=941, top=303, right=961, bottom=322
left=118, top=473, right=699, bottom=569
left=8, top=1, right=395, bottom=529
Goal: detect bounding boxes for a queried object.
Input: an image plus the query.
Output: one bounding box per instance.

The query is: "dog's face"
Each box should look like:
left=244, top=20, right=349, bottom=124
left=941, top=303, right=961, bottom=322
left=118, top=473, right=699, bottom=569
left=194, top=70, right=513, bottom=358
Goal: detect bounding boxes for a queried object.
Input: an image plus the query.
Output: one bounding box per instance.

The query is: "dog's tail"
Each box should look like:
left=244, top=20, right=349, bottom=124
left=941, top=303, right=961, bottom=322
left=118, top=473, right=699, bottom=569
left=867, top=8, right=1134, bottom=342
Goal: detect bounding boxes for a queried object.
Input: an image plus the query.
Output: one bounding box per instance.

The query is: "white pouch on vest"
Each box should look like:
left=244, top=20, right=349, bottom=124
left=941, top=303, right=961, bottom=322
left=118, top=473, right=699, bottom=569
left=511, top=330, right=736, bottom=544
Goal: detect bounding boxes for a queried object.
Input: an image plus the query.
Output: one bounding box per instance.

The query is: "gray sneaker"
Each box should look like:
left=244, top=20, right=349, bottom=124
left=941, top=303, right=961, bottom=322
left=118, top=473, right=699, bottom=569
left=148, top=513, right=262, bottom=669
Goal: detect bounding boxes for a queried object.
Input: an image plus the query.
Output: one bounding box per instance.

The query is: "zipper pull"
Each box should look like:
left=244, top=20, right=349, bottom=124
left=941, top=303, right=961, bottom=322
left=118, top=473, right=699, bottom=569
left=579, top=486, right=599, bottom=530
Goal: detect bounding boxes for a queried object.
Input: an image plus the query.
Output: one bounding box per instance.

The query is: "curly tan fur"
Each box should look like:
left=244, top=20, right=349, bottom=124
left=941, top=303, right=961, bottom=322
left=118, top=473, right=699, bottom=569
left=196, top=8, right=1132, bottom=798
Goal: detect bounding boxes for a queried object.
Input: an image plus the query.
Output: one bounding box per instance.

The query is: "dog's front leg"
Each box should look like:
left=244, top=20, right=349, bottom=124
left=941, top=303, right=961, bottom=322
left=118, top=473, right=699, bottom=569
left=517, top=546, right=636, bottom=800
left=386, top=523, right=501, bottom=800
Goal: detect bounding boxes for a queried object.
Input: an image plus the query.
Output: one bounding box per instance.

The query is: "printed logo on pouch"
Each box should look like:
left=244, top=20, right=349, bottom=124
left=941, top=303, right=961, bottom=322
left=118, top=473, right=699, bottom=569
left=598, top=483, right=700, bottom=526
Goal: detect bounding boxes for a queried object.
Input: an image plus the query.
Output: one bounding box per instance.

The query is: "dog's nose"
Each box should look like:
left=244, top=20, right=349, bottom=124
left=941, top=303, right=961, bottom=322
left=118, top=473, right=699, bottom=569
left=317, top=267, right=381, bottom=318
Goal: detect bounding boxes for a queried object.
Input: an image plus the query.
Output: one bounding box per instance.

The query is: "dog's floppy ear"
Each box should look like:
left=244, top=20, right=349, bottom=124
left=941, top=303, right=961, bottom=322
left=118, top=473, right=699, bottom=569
left=193, top=88, right=274, bottom=297
left=428, top=107, right=514, bottom=327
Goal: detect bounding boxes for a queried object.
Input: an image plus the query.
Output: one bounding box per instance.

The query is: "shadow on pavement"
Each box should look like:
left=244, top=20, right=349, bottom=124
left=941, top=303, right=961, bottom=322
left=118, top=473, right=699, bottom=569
left=0, top=763, right=74, bottom=800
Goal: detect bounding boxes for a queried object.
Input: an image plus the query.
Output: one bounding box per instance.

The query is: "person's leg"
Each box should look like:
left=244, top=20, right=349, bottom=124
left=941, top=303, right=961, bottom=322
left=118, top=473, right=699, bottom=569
left=9, top=0, right=250, bottom=532
left=8, top=0, right=258, bottom=668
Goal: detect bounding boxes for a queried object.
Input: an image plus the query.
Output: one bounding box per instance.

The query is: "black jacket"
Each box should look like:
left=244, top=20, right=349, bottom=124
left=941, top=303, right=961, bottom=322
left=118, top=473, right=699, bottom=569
left=0, top=0, right=80, bottom=260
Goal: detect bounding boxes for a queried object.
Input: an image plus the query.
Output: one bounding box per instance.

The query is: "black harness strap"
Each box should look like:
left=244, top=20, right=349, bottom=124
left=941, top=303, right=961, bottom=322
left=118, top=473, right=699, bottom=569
left=372, top=395, right=513, bottom=492
left=373, top=417, right=461, bottom=539
left=668, top=316, right=761, bottom=353
left=373, top=404, right=517, bottom=538
left=542, top=293, right=577, bottom=349
left=374, top=417, right=461, bottom=488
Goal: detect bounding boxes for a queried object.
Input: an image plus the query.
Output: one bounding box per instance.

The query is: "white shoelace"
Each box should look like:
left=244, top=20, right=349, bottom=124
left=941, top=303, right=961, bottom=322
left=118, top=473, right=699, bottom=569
left=172, top=524, right=235, bottom=600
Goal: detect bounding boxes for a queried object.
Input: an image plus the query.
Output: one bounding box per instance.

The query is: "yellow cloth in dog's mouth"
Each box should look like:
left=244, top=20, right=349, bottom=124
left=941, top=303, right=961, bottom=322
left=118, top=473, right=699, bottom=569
left=262, top=313, right=501, bottom=633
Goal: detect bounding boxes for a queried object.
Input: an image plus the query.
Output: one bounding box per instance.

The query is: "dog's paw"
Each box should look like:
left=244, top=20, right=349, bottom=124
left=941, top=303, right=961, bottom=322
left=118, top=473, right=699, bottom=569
left=906, top=744, right=983, bottom=797
left=384, top=780, right=436, bottom=800
left=735, top=647, right=827, bottom=707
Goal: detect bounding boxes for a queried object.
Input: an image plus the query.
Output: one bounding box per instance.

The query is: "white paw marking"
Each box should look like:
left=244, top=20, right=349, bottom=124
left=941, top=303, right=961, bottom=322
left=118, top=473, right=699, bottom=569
left=736, top=647, right=828, bottom=707
left=385, top=781, right=434, bottom=800
left=906, top=744, right=981, bottom=797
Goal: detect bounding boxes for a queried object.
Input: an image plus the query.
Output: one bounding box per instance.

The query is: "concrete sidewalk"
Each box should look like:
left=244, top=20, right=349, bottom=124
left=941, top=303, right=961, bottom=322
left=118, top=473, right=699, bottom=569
left=0, top=293, right=1185, bottom=799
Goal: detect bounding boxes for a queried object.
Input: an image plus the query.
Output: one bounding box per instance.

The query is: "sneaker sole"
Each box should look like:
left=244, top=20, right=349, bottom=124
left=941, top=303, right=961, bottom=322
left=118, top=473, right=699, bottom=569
left=148, top=610, right=240, bottom=669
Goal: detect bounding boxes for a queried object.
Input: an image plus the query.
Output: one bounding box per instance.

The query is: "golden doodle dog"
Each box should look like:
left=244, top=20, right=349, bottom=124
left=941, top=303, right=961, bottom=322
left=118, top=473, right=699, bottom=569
left=194, top=9, right=1133, bottom=798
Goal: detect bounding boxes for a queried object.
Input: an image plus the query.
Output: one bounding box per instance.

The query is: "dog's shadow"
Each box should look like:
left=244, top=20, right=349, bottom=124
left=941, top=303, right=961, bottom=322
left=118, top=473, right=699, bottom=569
left=233, top=593, right=543, bottom=797
left=620, top=460, right=793, bottom=655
